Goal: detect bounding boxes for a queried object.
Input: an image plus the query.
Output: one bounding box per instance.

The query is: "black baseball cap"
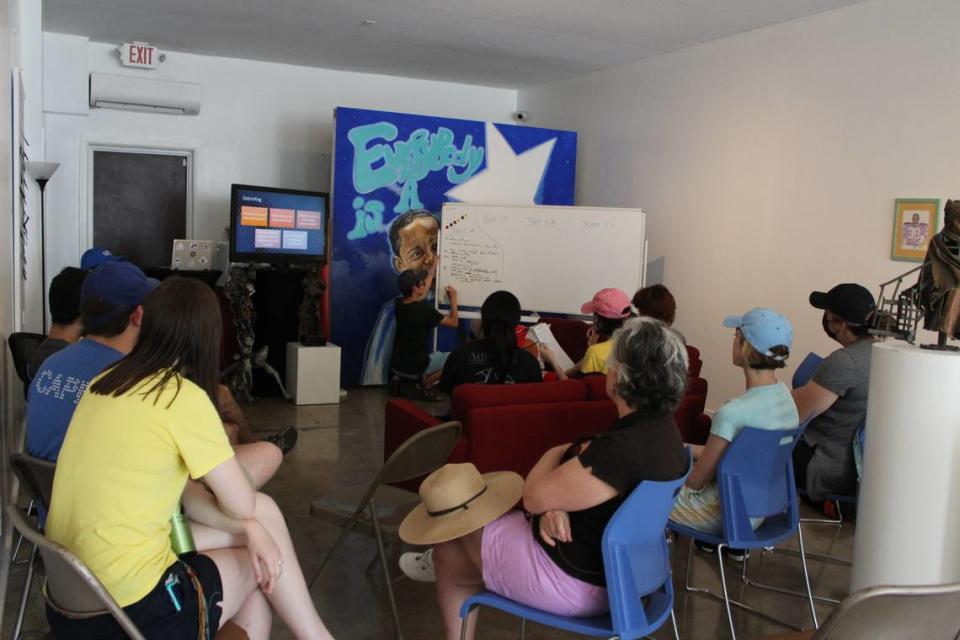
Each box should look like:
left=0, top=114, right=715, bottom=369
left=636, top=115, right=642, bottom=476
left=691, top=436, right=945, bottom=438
left=809, top=283, right=876, bottom=325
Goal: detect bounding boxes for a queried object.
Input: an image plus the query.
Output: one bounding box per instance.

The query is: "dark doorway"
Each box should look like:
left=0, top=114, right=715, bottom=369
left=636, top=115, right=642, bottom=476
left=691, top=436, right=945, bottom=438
left=93, top=151, right=189, bottom=268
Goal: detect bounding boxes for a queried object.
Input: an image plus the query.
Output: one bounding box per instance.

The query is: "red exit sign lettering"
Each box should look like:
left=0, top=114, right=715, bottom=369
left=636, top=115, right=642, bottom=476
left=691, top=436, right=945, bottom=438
left=119, top=42, right=160, bottom=69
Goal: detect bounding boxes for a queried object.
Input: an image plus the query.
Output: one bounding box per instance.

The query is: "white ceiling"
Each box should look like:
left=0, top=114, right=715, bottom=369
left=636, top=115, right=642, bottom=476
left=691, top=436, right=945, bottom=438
left=45, top=0, right=867, bottom=89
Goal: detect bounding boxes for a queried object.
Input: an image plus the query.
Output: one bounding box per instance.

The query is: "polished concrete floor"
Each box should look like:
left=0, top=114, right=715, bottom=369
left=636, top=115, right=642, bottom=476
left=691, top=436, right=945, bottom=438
left=3, top=388, right=854, bottom=639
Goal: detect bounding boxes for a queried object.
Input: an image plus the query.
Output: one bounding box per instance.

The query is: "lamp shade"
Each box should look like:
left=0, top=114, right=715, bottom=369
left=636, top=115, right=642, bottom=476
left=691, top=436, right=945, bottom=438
left=25, top=161, right=59, bottom=181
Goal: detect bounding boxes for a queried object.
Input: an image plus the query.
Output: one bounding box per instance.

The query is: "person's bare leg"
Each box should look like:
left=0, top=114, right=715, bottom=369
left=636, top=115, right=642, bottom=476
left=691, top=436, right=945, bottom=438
left=203, top=547, right=268, bottom=637
left=230, top=588, right=272, bottom=640
left=191, top=495, right=333, bottom=639
left=435, top=529, right=484, bottom=640
left=234, top=442, right=282, bottom=489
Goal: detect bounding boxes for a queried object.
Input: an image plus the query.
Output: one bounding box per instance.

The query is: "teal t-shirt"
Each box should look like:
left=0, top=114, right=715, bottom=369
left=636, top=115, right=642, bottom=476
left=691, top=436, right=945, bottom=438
left=670, top=381, right=799, bottom=534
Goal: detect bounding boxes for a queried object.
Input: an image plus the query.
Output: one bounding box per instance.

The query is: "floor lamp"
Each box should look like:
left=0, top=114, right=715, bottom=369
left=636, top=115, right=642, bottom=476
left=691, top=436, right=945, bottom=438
left=25, top=161, right=60, bottom=333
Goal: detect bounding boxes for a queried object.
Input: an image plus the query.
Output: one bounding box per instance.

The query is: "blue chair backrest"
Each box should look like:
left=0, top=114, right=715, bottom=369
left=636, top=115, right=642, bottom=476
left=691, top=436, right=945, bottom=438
left=602, top=448, right=691, bottom=638
left=792, top=352, right=823, bottom=389
left=716, top=426, right=803, bottom=545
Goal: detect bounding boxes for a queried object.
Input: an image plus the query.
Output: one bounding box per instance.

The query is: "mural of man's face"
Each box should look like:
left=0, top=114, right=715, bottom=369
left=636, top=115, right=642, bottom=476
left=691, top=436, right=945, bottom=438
left=393, top=216, right=439, bottom=274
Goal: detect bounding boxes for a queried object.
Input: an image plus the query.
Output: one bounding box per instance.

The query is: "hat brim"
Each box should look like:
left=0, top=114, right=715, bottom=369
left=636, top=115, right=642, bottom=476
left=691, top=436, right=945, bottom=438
left=399, top=471, right=524, bottom=545
left=809, top=291, right=830, bottom=310
left=580, top=301, right=596, bottom=315
left=722, top=315, right=743, bottom=328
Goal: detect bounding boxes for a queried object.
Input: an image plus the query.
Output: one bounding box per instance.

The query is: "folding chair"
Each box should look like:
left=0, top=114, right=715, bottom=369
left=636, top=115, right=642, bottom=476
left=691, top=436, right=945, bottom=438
left=308, top=420, right=462, bottom=640
left=6, top=504, right=147, bottom=640
left=9, top=452, right=56, bottom=640
left=7, top=332, right=45, bottom=400
left=669, top=426, right=818, bottom=639
left=459, top=449, right=692, bottom=640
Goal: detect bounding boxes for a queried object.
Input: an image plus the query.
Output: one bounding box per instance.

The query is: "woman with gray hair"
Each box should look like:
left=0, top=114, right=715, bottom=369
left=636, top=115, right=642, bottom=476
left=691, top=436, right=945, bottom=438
left=408, top=317, right=688, bottom=640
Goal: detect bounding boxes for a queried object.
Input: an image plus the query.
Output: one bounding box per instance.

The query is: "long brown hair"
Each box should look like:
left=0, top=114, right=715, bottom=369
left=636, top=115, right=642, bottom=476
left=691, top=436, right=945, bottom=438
left=91, top=277, right=222, bottom=407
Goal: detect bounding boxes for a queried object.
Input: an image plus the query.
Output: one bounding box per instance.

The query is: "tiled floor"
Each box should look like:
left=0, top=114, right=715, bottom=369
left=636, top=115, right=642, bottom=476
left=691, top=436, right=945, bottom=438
left=3, top=388, right=854, bottom=639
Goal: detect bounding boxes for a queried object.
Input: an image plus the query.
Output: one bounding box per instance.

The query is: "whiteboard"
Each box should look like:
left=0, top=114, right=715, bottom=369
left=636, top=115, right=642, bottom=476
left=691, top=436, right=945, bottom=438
left=436, top=203, right=646, bottom=316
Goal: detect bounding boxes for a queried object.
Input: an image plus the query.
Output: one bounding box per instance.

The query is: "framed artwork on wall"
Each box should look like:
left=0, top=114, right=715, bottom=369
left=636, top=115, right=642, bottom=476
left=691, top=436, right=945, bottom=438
left=891, top=198, right=940, bottom=262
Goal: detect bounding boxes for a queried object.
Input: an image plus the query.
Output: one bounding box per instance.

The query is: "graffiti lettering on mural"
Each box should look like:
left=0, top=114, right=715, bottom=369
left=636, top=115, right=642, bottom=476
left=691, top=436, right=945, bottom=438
left=346, top=197, right=388, bottom=240
left=349, top=123, right=484, bottom=214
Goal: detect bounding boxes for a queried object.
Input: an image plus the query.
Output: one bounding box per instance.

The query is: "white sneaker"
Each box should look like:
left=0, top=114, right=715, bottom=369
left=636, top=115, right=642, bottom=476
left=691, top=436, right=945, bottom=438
left=399, top=548, right=436, bottom=582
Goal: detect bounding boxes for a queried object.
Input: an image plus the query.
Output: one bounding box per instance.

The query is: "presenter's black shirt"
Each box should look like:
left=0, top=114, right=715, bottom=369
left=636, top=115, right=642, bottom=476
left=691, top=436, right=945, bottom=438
left=438, top=340, right=542, bottom=394
left=390, top=298, right=442, bottom=376
left=531, top=410, right=686, bottom=586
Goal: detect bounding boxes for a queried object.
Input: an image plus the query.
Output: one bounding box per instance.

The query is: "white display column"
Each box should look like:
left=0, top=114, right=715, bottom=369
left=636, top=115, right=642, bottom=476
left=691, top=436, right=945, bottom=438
left=851, top=342, right=960, bottom=592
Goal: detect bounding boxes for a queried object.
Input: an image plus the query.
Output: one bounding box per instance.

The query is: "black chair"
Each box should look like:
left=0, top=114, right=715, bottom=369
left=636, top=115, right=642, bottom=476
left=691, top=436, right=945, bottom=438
left=7, top=332, right=46, bottom=400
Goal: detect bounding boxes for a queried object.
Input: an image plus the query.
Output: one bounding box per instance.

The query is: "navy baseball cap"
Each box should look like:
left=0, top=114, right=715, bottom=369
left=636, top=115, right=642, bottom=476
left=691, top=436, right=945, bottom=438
left=80, top=247, right=124, bottom=271
left=723, top=308, right=793, bottom=359
left=809, top=283, right=876, bottom=325
left=81, top=261, right=159, bottom=323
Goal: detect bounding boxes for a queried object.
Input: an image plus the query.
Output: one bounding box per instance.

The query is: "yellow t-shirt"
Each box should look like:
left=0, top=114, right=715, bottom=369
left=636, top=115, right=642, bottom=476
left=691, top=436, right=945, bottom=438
left=581, top=339, right=613, bottom=375
left=45, top=372, right=234, bottom=607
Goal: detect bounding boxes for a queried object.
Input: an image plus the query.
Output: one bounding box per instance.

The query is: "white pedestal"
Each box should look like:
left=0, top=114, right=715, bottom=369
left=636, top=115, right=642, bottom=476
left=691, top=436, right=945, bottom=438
left=850, top=342, right=960, bottom=592
left=286, top=342, right=341, bottom=405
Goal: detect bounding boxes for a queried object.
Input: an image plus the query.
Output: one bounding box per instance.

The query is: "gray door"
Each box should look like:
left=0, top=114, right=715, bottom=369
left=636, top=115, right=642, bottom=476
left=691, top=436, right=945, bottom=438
left=93, top=151, right=188, bottom=268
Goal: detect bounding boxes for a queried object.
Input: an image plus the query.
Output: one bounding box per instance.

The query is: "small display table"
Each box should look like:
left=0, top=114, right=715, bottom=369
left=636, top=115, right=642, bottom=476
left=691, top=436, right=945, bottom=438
left=286, top=342, right=341, bottom=405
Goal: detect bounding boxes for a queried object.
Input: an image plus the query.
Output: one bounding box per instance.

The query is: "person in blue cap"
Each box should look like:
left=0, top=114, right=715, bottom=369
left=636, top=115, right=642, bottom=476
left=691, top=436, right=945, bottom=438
left=80, top=246, right=124, bottom=271
left=27, top=261, right=158, bottom=462
left=670, top=308, right=799, bottom=560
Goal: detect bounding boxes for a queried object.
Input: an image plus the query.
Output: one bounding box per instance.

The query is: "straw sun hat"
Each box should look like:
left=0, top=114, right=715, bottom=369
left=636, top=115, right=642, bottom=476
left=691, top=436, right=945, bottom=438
left=399, top=463, right=523, bottom=545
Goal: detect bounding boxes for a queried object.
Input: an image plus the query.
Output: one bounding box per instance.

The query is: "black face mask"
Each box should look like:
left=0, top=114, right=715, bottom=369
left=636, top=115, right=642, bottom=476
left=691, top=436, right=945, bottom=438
left=822, top=313, right=839, bottom=341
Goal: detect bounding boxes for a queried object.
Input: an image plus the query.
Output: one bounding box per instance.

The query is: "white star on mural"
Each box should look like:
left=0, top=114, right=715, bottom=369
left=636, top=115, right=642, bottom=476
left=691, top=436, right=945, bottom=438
left=445, top=122, right=556, bottom=205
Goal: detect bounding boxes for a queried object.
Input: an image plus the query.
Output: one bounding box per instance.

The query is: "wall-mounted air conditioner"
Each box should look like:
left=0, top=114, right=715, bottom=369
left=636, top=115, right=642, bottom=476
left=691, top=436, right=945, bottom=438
left=89, top=73, right=202, bottom=115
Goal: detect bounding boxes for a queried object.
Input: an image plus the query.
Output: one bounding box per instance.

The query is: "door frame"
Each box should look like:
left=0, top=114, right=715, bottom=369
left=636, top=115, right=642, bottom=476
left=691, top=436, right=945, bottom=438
left=81, top=139, right=197, bottom=259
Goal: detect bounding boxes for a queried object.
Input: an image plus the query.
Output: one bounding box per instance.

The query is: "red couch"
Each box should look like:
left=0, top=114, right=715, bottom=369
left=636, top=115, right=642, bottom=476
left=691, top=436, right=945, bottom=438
left=384, top=378, right=618, bottom=487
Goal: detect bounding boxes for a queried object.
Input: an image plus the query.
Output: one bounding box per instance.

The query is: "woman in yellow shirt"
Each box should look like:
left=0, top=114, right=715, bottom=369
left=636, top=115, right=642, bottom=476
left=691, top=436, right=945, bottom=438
left=543, top=288, right=634, bottom=379
left=45, top=278, right=333, bottom=639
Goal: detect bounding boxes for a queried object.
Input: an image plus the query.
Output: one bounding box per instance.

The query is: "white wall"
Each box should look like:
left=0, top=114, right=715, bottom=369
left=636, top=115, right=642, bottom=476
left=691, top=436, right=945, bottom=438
left=41, top=35, right=517, bottom=282
left=519, top=0, right=960, bottom=409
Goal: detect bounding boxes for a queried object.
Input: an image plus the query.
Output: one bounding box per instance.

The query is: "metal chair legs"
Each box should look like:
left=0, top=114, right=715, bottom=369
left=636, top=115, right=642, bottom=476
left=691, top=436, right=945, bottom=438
left=12, top=545, right=38, bottom=640
left=369, top=499, right=404, bottom=640
left=682, top=539, right=806, bottom=637
left=11, top=500, right=35, bottom=565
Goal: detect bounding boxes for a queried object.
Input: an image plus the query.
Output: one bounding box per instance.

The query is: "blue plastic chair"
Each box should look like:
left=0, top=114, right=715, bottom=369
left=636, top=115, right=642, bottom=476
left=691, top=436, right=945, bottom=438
left=792, top=352, right=824, bottom=389
left=458, top=450, right=692, bottom=640
left=668, top=426, right=817, bottom=639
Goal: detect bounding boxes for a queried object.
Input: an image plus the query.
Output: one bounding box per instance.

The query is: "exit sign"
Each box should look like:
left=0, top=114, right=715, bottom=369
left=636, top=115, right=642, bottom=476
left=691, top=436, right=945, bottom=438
left=119, top=42, right=161, bottom=69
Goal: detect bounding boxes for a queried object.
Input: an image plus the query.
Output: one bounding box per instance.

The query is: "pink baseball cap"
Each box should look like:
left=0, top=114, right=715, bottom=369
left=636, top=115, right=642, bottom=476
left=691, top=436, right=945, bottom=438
left=581, top=288, right=633, bottom=319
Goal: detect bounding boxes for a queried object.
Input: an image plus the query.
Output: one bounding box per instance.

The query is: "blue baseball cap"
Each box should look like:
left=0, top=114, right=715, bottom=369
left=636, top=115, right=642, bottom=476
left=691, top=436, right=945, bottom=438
left=80, top=247, right=124, bottom=271
left=80, top=261, right=159, bottom=323
left=723, top=308, right=793, bottom=360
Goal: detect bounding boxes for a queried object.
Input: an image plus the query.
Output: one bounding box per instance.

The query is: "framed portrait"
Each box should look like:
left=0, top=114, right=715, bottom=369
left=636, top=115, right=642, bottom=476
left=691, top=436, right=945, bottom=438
left=891, top=198, right=940, bottom=262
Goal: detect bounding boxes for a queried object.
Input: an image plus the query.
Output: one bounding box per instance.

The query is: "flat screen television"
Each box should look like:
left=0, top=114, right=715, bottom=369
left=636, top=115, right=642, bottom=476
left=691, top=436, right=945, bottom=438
left=229, top=184, right=329, bottom=265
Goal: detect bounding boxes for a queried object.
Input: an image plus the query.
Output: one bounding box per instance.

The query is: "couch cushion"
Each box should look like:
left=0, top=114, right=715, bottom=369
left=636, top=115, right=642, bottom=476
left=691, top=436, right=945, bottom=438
left=582, top=374, right=610, bottom=401
left=450, top=381, right=587, bottom=419
left=466, top=400, right=619, bottom=476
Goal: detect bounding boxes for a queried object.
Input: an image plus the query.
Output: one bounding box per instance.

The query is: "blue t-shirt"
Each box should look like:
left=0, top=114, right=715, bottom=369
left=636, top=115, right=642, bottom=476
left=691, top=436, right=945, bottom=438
left=26, top=338, right=124, bottom=462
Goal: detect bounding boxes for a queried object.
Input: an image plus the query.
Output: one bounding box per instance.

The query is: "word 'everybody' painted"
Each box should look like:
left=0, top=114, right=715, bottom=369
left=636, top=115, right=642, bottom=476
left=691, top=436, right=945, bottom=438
left=346, top=123, right=485, bottom=239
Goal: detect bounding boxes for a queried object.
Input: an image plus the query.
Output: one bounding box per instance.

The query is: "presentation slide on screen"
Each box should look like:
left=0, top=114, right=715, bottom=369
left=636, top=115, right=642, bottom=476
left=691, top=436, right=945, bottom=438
left=234, top=189, right=326, bottom=258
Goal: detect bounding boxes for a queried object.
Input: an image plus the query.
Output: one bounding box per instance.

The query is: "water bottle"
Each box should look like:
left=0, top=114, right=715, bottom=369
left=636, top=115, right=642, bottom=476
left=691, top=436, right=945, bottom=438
left=169, top=503, right=196, bottom=555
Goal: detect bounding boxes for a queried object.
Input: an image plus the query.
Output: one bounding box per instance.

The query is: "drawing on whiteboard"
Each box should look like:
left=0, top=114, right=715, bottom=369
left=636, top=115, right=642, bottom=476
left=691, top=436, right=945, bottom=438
left=444, top=216, right=504, bottom=285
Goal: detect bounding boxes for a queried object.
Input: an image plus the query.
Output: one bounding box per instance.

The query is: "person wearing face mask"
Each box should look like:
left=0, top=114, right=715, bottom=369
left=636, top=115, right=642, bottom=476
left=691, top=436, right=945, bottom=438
left=792, top=283, right=877, bottom=501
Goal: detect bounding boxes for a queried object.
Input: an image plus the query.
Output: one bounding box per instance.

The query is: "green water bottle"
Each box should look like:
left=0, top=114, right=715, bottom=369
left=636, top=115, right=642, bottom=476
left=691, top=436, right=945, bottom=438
left=169, top=503, right=196, bottom=555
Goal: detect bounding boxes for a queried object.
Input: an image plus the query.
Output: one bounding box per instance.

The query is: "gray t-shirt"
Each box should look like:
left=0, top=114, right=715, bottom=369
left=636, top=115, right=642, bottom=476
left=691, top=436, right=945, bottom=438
left=802, top=337, right=875, bottom=500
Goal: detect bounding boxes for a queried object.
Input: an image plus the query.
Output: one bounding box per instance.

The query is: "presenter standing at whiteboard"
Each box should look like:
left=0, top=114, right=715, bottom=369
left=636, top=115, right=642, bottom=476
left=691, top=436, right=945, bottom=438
left=361, top=210, right=440, bottom=385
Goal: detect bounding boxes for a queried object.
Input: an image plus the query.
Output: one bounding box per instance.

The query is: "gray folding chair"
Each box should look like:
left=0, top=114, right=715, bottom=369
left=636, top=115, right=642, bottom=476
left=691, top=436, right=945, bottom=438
left=811, top=582, right=960, bottom=639
left=6, top=504, right=147, bottom=640
left=308, top=420, right=462, bottom=640
left=9, top=452, right=56, bottom=640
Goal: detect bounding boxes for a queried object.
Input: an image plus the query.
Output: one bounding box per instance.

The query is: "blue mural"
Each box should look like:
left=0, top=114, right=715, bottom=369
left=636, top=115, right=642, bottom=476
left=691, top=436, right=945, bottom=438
left=331, top=106, right=577, bottom=386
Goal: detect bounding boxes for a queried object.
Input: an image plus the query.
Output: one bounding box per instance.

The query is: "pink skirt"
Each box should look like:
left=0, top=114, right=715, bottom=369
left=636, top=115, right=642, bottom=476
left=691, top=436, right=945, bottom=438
left=481, top=511, right=608, bottom=617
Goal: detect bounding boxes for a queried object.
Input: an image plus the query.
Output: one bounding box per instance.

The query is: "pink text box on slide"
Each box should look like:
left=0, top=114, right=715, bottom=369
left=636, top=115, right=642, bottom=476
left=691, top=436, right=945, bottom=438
left=270, top=208, right=296, bottom=228
left=254, top=228, right=282, bottom=249
left=296, top=210, right=323, bottom=230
